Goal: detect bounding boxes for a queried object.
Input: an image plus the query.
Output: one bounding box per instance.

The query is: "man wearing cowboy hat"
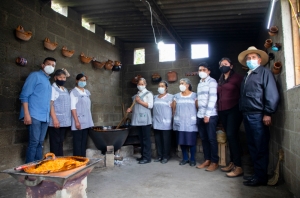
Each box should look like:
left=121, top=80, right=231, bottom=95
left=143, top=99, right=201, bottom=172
left=238, top=46, right=279, bottom=186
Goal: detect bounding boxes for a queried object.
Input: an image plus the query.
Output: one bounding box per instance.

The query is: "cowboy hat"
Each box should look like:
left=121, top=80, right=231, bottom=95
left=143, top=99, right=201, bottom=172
left=238, top=46, right=268, bottom=66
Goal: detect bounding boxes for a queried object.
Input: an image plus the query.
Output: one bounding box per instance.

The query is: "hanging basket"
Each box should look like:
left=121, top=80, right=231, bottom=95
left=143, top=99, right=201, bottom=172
left=44, top=38, right=58, bottom=50
left=80, top=53, right=93, bottom=64
left=62, top=46, right=75, bottom=57
left=15, top=25, right=32, bottom=41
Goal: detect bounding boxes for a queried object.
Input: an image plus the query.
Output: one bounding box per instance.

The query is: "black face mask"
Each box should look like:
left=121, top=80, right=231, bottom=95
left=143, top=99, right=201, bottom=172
left=219, top=66, right=231, bottom=74
left=55, top=79, right=66, bottom=86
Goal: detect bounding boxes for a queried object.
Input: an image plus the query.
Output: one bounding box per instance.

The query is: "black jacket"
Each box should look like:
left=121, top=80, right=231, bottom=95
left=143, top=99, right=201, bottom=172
left=239, top=66, right=279, bottom=115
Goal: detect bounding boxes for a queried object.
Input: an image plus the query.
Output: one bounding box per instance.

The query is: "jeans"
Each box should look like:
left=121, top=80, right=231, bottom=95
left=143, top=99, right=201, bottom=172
left=48, top=127, right=67, bottom=156
left=197, top=116, right=219, bottom=163
left=25, top=117, right=49, bottom=163
left=243, top=113, right=270, bottom=183
left=154, top=129, right=171, bottom=159
left=218, top=105, right=243, bottom=166
left=72, top=128, right=88, bottom=157
left=137, top=125, right=152, bottom=161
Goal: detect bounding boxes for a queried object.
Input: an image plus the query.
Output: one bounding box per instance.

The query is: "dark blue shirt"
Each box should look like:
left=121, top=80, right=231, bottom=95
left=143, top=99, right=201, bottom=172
left=19, top=70, right=52, bottom=122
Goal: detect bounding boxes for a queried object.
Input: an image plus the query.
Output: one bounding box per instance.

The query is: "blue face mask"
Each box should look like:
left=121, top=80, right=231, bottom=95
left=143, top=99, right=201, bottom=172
left=78, top=81, right=86, bottom=88
left=246, top=60, right=260, bottom=70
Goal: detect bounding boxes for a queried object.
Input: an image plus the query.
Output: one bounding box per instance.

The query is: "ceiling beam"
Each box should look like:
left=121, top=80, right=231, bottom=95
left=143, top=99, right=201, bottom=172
left=138, top=0, right=183, bottom=49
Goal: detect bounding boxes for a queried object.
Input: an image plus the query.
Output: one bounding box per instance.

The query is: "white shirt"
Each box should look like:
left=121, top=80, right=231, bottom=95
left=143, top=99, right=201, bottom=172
left=137, top=88, right=153, bottom=109
left=51, top=83, right=67, bottom=101
left=70, top=87, right=87, bottom=110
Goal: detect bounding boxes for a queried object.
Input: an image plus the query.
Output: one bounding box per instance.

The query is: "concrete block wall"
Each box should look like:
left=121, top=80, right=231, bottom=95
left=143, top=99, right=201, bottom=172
left=0, top=0, right=122, bottom=179
left=266, top=1, right=300, bottom=197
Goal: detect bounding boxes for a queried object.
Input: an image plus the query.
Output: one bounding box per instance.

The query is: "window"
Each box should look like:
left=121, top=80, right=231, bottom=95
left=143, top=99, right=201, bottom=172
left=159, top=44, right=175, bottom=62
left=51, top=1, right=68, bottom=17
left=82, top=19, right=95, bottom=33
left=191, top=44, right=209, bottom=59
left=134, top=48, right=145, bottom=65
left=105, top=34, right=115, bottom=45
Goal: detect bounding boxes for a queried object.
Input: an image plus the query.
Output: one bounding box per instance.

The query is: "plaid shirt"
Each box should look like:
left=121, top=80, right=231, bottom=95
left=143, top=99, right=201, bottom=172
left=197, top=76, right=218, bottom=118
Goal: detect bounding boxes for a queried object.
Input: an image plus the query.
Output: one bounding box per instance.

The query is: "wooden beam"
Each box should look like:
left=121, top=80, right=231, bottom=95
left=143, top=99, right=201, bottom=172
left=139, top=0, right=183, bottom=49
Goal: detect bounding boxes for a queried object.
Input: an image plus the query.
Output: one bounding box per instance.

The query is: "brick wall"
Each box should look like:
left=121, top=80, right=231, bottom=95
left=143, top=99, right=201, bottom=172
left=0, top=0, right=122, bottom=179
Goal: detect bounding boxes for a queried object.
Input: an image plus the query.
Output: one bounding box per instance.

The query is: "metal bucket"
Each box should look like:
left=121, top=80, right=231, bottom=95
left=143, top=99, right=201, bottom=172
left=89, top=126, right=129, bottom=153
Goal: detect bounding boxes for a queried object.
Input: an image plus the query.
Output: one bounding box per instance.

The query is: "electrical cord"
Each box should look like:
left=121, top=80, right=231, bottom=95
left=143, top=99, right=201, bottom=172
left=145, top=0, right=158, bottom=44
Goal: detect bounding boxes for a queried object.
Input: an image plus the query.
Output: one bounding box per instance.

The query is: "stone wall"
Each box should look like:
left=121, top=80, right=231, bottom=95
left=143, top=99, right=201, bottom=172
left=267, top=1, right=300, bottom=197
left=121, top=41, right=256, bottom=159
left=0, top=0, right=122, bottom=179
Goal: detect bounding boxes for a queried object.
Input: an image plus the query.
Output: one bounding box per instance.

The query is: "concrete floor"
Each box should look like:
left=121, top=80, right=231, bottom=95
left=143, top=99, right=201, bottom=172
left=0, top=155, right=294, bottom=198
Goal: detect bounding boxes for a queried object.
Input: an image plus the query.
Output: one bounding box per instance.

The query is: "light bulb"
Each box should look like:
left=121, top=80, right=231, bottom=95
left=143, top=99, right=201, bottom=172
left=157, top=41, right=164, bottom=49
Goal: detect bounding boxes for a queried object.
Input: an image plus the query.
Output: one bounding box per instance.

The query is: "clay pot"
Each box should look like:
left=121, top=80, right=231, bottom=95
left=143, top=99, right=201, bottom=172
left=104, top=60, right=114, bottom=70
left=268, top=26, right=278, bottom=36
left=80, top=53, right=93, bottom=64
left=62, top=46, right=75, bottom=57
left=15, top=25, right=32, bottom=41
left=131, top=75, right=142, bottom=84
left=92, top=58, right=106, bottom=69
left=114, top=61, right=121, bottom=66
left=16, top=57, right=27, bottom=66
left=264, top=39, right=273, bottom=49
left=272, top=61, right=282, bottom=75
left=272, top=43, right=282, bottom=51
left=44, top=38, right=58, bottom=50
left=151, top=73, right=161, bottom=82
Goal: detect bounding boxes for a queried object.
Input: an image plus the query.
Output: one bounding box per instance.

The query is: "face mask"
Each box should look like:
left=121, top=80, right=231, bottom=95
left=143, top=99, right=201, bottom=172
left=55, top=80, right=66, bottom=86
left=219, top=66, right=231, bottom=74
left=78, top=81, right=86, bottom=88
left=179, top=85, right=186, bottom=92
left=157, top=87, right=165, bottom=94
left=44, top=65, right=54, bottom=74
left=137, top=85, right=145, bottom=91
left=246, top=60, right=260, bottom=70
left=199, top=71, right=208, bottom=79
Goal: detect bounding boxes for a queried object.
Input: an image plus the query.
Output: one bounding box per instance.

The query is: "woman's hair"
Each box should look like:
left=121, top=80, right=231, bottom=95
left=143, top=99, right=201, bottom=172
left=219, top=57, right=232, bottom=66
left=53, top=69, right=66, bottom=77
left=76, top=73, right=87, bottom=80
left=218, top=57, right=234, bottom=85
left=180, top=78, right=192, bottom=91
left=159, top=80, right=168, bottom=92
left=138, top=78, right=147, bottom=85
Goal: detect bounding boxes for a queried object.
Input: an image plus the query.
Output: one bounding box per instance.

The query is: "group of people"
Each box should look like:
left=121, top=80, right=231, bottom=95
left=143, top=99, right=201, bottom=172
left=127, top=46, right=279, bottom=187
left=19, top=57, right=94, bottom=163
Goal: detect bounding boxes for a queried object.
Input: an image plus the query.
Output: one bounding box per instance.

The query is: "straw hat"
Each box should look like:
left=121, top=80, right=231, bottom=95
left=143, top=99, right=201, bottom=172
left=238, top=46, right=268, bottom=66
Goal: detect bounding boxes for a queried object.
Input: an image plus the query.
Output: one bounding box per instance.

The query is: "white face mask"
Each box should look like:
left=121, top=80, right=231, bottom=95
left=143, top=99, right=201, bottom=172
left=179, top=84, right=186, bottom=92
left=137, top=85, right=145, bottom=91
left=157, top=87, right=165, bottom=94
left=199, top=71, right=208, bottom=79
left=44, top=65, right=55, bottom=74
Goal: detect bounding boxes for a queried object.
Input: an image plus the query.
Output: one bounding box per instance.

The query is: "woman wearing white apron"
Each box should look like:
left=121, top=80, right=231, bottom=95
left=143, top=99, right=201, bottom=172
left=49, top=69, right=71, bottom=156
left=70, top=74, right=94, bottom=157
left=172, top=78, right=198, bottom=166
left=153, top=81, right=173, bottom=164
left=127, top=78, right=153, bottom=164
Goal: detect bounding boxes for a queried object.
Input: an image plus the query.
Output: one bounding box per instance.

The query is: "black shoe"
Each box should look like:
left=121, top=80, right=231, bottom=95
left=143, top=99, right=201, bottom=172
left=189, top=161, right=196, bottom=166
left=139, top=159, right=151, bottom=164
left=243, top=175, right=255, bottom=181
left=153, top=158, right=162, bottom=162
left=136, top=157, right=143, bottom=161
left=243, top=178, right=267, bottom=187
left=179, top=160, right=189, bottom=165
left=161, top=159, right=168, bottom=164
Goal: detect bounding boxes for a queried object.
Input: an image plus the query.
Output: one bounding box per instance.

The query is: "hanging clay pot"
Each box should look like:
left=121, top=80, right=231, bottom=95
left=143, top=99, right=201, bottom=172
left=92, top=58, right=106, bottom=69
left=15, top=25, right=32, bottom=41
left=44, top=38, right=58, bottom=51
left=131, top=74, right=142, bottom=84
left=80, top=52, right=93, bottom=64
left=62, top=68, right=70, bottom=77
left=104, top=60, right=114, bottom=70
left=268, top=26, right=278, bottom=36
left=62, top=46, right=75, bottom=57
left=272, top=43, right=282, bottom=51
left=272, top=61, right=282, bottom=75
left=112, top=60, right=122, bottom=71
left=264, top=39, right=273, bottom=49
left=16, top=57, right=27, bottom=66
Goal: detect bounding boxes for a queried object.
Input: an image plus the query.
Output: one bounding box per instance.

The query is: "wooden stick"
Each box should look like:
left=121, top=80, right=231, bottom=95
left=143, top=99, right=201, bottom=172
left=116, top=100, right=136, bottom=129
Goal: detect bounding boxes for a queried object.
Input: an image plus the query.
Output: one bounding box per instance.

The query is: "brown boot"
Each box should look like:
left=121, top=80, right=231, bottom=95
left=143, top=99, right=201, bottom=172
left=220, top=162, right=234, bottom=172
left=196, top=160, right=211, bottom=169
left=226, top=166, right=243, bottom=177
left=205, top=162, right=219, bottom=172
